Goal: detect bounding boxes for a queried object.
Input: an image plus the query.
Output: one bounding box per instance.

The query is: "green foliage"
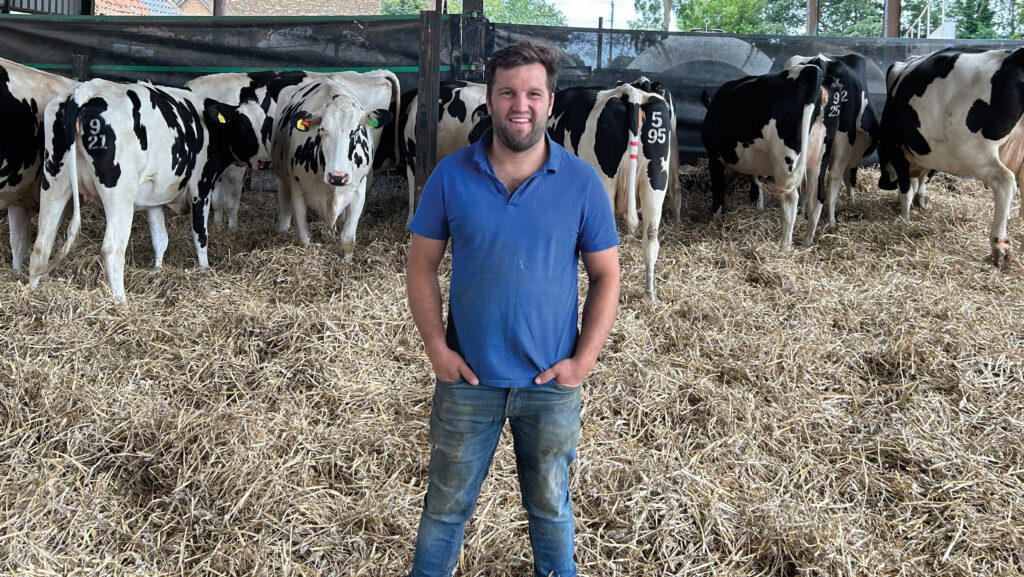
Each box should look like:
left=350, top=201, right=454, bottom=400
left=817, top=0, right=883, bottom=36
left=381, top=0, right=566, bottom=26
left=485, top=0, right=567, bottom=25
left=953, top=0, right=997, bottom=38
left=637, top=0, right=802, bottom=34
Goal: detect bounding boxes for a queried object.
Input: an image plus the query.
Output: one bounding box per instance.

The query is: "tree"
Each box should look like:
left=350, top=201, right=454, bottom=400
left=381, top=0, right=566, bottom=26
left=953, top=0, right=997, bottom=37
left=817, top=0, right=883, bottom=36
left=630, top=0, right=802, bottom=34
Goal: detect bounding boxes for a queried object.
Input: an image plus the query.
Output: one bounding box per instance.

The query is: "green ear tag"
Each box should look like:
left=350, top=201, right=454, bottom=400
left=369, top=118, right=379, bottom=128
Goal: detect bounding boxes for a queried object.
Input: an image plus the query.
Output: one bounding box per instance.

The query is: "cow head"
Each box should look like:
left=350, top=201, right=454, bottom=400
left=203, top=98, right=272, bottom=171
left=289, top=94, right=393, bottom=187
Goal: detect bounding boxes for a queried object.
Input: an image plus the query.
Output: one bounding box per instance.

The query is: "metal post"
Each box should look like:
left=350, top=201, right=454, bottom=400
left=807, top=0, right=819, bottom=35
left=462, top=0, right=487, bottom=83
left=597, top=17, right=603, bottom=71
left=72, top=54, right=90, bottom=81
left=213, top=0, right=225, bottom=15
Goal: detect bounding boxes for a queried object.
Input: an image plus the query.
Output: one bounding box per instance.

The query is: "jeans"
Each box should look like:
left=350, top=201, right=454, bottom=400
left=408, top=378, right=583, bottom=577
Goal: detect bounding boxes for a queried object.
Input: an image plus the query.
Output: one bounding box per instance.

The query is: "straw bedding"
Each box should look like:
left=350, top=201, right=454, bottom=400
left=1, top=167, right=1022, bottom=576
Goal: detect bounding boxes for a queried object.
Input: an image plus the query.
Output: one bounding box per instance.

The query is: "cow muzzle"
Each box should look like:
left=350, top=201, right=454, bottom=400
left=327, top=171, right=351, bottom=186
left=256, top=158, right=272, bottom=171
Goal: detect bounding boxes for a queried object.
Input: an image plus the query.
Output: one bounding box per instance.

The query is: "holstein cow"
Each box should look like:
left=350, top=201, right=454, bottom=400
left=185, top=70, right=402, bottom=230
left=878, top=47, right=1024, bottom=265
left=28, top=79, right=270, bottom=302
left=616, top=77, right=683, bottom=223
left=548, top=82, right=673, bottom=303
left=183, top=70, right=304, bottom=229
left=784, top=53, right=879, bottom=227
left=272, top=71, right=398, bottom=260
left=0, top=57, right=75, bottom=270
left=401, top=80, right=489, bottom=224
left=701, top=64, right=841, bottom=247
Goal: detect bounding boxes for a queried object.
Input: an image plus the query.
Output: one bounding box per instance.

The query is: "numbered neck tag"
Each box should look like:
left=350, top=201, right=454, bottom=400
left=297, top=118, right=311, bottom=131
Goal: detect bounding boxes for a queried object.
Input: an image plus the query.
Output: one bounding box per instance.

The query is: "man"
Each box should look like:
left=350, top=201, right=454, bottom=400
left=405, top=41, right=621, bottom=577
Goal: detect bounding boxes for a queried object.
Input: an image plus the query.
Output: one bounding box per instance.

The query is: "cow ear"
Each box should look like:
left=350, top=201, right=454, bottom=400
left=366, top=108, right=393, bottom=128
left=290, top=111, right=317, bottom=132
left=204, top=101, right=236, bottom=127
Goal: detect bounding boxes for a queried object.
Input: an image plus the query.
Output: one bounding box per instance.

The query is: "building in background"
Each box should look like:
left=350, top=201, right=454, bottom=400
left=225, top=0, right=381, bottom=15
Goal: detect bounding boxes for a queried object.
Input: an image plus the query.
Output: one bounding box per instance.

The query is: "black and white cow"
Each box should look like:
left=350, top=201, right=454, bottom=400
left=784, top=53, right=879, bottom=227
left=272, top=71, right=398, bottom=260
left=616, top=77, right=683, bottom=223
left=401, top=80, right=489, bottom=224
left=0, top=57, right=75, bottom=270
left=878, top=47, right=1024, bottom=265
left=701, top=64, right=840, bottom=247
left=185, top=70, right=402, bottom=230
left=28, top=79, right=270, bottom=301
left=184, top=70, right=305, bottom=229
left=548, top=82, right=673, bottom=303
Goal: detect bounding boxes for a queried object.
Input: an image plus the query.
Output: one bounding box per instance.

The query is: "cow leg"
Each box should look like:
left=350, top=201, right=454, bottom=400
left=291, top=187, right=311, bottom=246
left=825, top=171, right=843, bottom=229
left=406, top=164, right=417, bottom=226
left=339, top=188, right=366, bottom=263
left=146, top=207, right=168, bottom=268
left=986, top=167, right=1016, bottom=266
left=899, top=180, right=914, bottom=221
left=99, top=195, right=135, bottom=303
left=28, top=176, right=73, bottom=288
left=913, top=176, right=930, bottom=210
left=8, top=205, right=31, bottom=272
left=189, top=186, right=212, bottom=269
left=640, top=189, right=664, bottom=304
left=749, top=177, right=764, bottom=209
left=217, top=165, right=245, bottom=231
left=846, top=167, right=858, bottom=203
left=779, top=185, right=799, bottom=248
left=709, top=157, right=727, bottom=217
left=277, top=178, right=293, bottom=232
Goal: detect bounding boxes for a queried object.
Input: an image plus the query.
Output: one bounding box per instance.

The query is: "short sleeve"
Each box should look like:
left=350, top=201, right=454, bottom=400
left=578, top=169, right=619, bottom=254
left=408, top=167, right=450, bottom=241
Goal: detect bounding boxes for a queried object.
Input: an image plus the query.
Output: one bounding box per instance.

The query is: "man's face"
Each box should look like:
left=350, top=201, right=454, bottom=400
left=486, top=62, right=554, bottom=153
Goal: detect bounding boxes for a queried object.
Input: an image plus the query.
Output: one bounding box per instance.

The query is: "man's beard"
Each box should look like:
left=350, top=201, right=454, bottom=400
left=493, top=116, right=547, bottom=152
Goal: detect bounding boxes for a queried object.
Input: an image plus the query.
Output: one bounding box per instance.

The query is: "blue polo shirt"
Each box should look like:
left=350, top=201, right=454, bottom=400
left=409, top=130, right=619, bottom=388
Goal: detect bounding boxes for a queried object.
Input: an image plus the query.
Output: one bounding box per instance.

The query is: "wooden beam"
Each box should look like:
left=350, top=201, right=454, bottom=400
left=883, top=0, right=901, bottom=37
left=414, top=9, right=443, bottom=199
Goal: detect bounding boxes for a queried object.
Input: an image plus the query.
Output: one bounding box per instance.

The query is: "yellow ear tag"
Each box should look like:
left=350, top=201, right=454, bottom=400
left=369, top=118, right=379, bottom=128
left=217, top=113, right=227, bottom=124
left=297, top=118, right=310, bottom=131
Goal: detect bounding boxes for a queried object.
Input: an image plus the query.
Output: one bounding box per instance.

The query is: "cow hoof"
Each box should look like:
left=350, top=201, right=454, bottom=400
left=991, top=238, right=1011, bottom=266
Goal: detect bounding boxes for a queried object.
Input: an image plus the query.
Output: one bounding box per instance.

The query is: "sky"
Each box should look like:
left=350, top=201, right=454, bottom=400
left=552, top=0, right=640, bottom=29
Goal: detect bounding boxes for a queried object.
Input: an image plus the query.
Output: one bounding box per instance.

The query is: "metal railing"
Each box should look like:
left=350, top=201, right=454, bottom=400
left=904, top=0, right=950, bottom=38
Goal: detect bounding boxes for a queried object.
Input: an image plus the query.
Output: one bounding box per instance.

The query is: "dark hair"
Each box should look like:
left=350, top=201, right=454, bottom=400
left=485, top=41, right=560, bottom=97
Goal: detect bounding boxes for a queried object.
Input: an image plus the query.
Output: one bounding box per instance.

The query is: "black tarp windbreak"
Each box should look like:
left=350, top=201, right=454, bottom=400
left=2, top=14, right=1021, bottom=161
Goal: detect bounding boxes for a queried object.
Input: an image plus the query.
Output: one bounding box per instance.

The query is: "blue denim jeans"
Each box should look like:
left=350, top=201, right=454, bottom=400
left=408, top=378, right=583, bottom=577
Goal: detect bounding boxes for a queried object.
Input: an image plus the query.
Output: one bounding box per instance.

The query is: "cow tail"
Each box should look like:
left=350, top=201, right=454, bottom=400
left=52, top=92, right=82, bottom=272
left=626, top=94, right=641, bottom=236
left=796, top=67, right=824, bottom=190
left=384, top=70, right=401, bottom=162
